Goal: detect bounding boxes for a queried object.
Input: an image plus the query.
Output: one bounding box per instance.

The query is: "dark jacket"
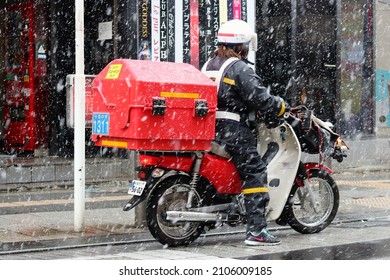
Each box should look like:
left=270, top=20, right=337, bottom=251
left=205, top=56, right=284, bottom=123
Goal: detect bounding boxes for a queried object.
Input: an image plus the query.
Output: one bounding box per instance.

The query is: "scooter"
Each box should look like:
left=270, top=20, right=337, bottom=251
left=123, top=107, right=348, bottom=246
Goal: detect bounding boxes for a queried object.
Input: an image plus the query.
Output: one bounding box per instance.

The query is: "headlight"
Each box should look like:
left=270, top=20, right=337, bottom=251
left=151, top=168, right=165, bottom=178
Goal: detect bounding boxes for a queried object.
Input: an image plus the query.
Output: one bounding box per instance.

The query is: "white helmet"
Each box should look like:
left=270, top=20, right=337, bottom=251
left=217, top=19, right=258, bottom=51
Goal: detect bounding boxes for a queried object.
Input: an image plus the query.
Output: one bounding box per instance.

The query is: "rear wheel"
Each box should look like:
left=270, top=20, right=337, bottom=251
left=287, top=169, right=339, bottom=234
left=146, top=176, right=205, bottom=247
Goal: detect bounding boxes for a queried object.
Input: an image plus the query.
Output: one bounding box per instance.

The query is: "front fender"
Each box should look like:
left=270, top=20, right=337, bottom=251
left=304, top=162, right=334, bottom=175
left=294, top=162, right=334, bottom=188
left=123, top=170, right=190, bottom=211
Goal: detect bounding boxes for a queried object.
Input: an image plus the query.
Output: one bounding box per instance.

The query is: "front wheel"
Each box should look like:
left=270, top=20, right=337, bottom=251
left=146, top=176, right=205, bottom=247
left=287, top=169, right=339, bottom=234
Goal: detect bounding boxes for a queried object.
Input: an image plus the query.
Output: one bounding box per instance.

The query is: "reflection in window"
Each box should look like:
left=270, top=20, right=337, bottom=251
left=5, top=11, right=23, bottom=69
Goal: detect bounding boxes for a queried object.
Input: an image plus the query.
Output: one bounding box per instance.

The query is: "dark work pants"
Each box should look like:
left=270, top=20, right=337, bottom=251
left=215, top=119, right=269, bottom=232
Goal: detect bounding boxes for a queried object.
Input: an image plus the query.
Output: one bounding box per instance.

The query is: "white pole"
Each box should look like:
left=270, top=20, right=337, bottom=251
left=175, top=0, right=183, bottom=63
left=74, top=0, right=86, bottom=232
left=247, top=0, right=256, bottom=70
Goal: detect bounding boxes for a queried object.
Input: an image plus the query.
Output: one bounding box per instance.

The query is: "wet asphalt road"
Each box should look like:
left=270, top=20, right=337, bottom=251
left=1, top=217, right=390, bottom=260
left=0, top=171, right=389, bottom=260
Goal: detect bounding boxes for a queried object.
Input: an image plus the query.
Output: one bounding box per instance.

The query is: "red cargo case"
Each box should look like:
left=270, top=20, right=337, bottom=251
left=91, top=59, right=217, bottom=151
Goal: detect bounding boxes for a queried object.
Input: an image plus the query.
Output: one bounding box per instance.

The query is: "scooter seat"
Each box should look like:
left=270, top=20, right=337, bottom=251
left=210, top=141, right=231, bottom=159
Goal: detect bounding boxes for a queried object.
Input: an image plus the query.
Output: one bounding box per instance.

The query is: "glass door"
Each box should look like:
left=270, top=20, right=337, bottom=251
left=295, top=0, right=337, bottom=123
left=256, top=0, right=337, bottom=123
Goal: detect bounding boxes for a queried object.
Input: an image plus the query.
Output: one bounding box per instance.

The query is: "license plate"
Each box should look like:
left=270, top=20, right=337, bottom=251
left=92, top=113, right=110, bottom=135
left=128, top=180, right=146, bottom=196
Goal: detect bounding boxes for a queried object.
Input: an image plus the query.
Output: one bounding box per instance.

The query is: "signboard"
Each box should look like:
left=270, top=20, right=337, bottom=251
left=133, top=0, right=252, bottom=68
left=98, top=21, right=112, bottom=41
left=66, top=74, right=96, bottom=128
left=376, top=69, right=390, bottom=127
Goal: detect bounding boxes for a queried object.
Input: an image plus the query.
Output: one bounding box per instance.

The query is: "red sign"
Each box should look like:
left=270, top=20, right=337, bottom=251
left=66, top=75, right=96, bottom=128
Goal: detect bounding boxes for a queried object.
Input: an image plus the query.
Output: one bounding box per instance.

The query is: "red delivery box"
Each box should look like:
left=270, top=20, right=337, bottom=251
left=91, top=59, right=217, bottom=151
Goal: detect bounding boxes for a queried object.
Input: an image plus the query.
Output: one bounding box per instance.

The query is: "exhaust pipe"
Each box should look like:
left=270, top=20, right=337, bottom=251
left=166, top=211, right=228, bottom=222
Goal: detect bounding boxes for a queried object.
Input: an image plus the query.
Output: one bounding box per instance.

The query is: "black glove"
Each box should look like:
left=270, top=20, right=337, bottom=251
left=263, top=110, right=284, bottom=129
left=260, top=99, right=290, bottom=129
left=266, top=100, right=291, bottom=128
left=265, top=117, right=284, bottom=129
left=284, top=102, right=292, bottom=113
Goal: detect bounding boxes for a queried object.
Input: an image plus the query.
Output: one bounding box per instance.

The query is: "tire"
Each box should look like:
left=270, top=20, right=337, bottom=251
left=287, top=169, right=339, bottom=234
left=146, top=176, right=205, bottom=247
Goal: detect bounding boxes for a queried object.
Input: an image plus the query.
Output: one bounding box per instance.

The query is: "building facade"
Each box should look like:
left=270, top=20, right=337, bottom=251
left=0, top=0, right=383, bottom=157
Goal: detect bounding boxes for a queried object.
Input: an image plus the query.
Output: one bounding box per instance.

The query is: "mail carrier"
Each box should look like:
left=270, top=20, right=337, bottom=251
left=91, top=59, right=217, bottom=151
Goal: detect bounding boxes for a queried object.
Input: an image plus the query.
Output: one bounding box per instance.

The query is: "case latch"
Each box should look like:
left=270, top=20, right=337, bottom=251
left=152, top=98, right=166, bottom=116
left=195, top=100, right=208, bottom=117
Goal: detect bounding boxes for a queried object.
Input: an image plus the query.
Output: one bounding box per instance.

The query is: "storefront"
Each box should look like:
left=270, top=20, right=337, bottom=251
left=0, top=0, right=376, bottom=157
left=0, top=0, right=49, bottom=154
left=256, top=0, right=375, bottom=137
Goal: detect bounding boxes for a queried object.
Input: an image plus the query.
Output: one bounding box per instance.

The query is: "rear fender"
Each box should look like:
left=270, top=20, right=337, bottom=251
left=123, top=170, right=190, bottom=211
left=123, top=176, right=159, bottom=211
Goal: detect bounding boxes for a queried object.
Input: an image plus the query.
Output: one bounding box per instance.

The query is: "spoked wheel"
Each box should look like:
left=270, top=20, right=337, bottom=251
left=287, top=169, right=339, bottom=234
left=146, top=176, right=205, bottom=247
